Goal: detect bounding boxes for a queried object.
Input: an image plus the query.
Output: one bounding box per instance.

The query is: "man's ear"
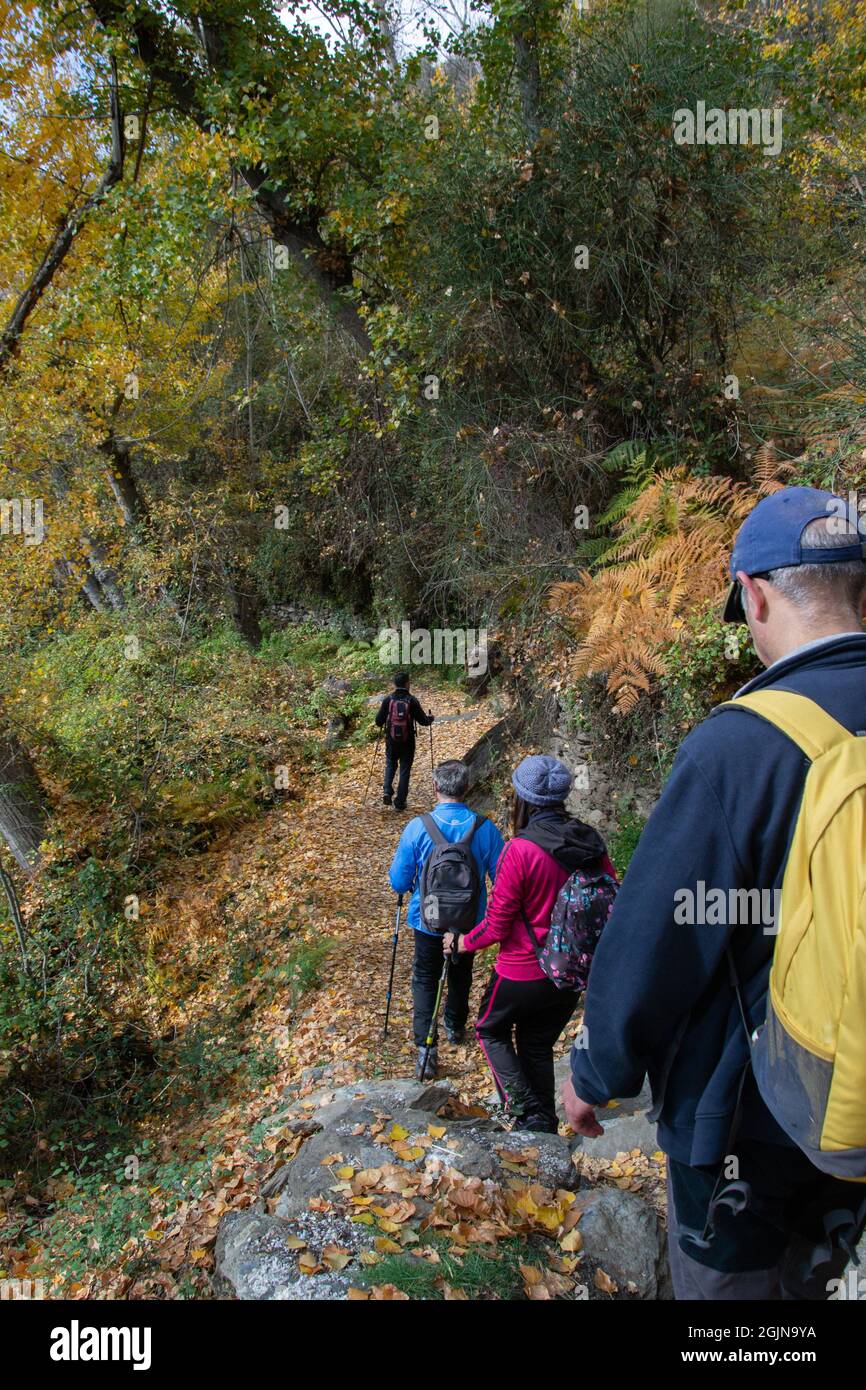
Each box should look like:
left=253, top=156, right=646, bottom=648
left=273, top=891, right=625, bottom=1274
left=737, top=570, right=768, bottom=623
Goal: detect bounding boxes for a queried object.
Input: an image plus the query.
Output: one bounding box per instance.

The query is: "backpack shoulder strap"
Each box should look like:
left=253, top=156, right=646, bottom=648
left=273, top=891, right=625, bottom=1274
left=421, top=812, right=448, bottom=847
left=457, top=813, right=485, bottom=845
left=719, top=690, right=852, bottom=762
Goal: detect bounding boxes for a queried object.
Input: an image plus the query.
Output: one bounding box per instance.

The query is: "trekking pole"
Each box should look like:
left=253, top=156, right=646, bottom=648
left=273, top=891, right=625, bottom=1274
left=419, top=948, right=450, bottom=1081
left=428, top=716, right=434, bottom=782
left=382, top=894, right=404, bottom=1040
left=362, top=727, right=382, bottom=807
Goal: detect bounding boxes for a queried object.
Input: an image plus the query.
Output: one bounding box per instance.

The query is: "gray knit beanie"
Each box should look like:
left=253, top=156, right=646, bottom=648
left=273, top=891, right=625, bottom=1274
left=511, top=754, right=572, bottom=807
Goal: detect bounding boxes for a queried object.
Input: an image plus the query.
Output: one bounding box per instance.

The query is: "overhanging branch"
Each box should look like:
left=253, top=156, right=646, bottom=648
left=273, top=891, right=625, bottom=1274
left=87, top=0, right=372, bottom=350
left=0, top=59, right=125, bottom=373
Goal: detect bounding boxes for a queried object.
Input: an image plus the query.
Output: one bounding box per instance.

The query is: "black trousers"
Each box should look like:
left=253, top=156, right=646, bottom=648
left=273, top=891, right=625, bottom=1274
left=667, top=1137, right=866, bottom=1298
left=383, top=740, right=414, bottom=809
left=475, top=971, right=578, bottom=1126
left=411, top=930, right=473, bottom=1047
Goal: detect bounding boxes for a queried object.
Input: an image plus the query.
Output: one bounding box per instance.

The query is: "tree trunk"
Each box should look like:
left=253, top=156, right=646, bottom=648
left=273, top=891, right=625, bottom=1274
left=0, top=732, right=48, bottom=874
left=513, top=7, right=542, bottom=146
left=227, top=569, right=263, bottom=648
left=52, top=557, right=108, bottom=612
left=100, top=433, right=148, bottom=530
left=82, top=537, right=125, bottom=610
left=51, top=464, right=126, bottom=611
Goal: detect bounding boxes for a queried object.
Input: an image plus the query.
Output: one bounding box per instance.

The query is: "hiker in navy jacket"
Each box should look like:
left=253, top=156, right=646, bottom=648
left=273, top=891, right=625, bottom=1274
left=388, top=759, right=504, bottom=1078
left=564, top=486, right=866, bottom=1299
left=375, top=672, right=434, bottom=811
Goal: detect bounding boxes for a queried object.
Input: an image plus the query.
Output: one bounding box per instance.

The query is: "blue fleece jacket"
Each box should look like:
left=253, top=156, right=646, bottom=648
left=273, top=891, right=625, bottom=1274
left=388, top=802, right=504, bottom=935
left=571, top=632, right=866, bottom=1167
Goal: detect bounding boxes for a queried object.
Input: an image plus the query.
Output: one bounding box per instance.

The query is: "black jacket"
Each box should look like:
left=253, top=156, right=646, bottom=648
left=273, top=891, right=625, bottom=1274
left=571, top=632, right=866, bottom=1166
left=517, top=807, right=608, bottom=873
left=375, top=688, right=433, bottom=747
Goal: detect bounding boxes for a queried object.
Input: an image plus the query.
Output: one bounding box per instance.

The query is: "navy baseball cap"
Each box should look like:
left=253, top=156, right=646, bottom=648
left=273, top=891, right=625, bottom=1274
left=723, top=485, right=865, bottom=623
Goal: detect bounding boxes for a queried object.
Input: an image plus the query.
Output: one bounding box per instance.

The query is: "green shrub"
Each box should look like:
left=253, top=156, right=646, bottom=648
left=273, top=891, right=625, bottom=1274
left=608, top=802, right=648, bottom=875
left=655, top=603, right=759, bottom=774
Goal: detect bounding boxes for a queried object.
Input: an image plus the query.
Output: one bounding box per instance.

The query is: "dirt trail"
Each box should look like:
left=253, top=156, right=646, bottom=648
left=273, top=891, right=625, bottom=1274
left=228, top=685, right=508, bottom=1100
left=31, top=687, right=664, bottom=1300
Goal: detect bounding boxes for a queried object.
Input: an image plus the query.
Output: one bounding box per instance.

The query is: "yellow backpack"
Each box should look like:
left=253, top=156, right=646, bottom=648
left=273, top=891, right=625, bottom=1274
left=721, top=689, right=866, bottom=1181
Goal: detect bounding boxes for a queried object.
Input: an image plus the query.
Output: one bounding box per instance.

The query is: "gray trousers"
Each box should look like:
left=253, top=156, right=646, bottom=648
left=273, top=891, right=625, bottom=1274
left=666, top=1169, right=853, bottom=1300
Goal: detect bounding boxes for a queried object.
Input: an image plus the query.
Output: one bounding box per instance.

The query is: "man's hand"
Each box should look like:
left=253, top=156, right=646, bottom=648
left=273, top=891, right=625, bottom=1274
left=442, top=931, right=460, bottom=956
left=561, top=1075, right=604, bottom=1137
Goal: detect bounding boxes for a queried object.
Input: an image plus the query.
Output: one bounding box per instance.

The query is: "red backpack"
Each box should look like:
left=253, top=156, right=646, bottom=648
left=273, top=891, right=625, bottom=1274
left=387, top=695, right=412, bottom=742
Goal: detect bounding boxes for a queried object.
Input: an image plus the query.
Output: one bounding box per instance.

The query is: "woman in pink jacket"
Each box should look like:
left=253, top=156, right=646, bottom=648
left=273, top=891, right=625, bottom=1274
left=444, top=754, right=616, bottom=1133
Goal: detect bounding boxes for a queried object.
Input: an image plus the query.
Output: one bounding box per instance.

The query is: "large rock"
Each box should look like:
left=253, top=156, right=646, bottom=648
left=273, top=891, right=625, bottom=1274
left=555, top=1058, right=658, bottom=1158
left=269, top=1078, right=579, bottom=1220
left=470, top=1127, right=577, bottom=1192
left=214, top=1201, right=379, bottom=1301
left=572, top=1187, right=671, bottom=1299
left=321, top=675, right=355, bottom=698
left=216, top=1069, right=668, bottom=1301
left=323, top=714, right=348, bottom=749
left=214, top=1210, right=305, bottom=1300
left=273, top=1103, right=501, bottom=1218
left=582, top=1112, right=659, bottom=1161
left=280, top=1076, right=452, bottom=1122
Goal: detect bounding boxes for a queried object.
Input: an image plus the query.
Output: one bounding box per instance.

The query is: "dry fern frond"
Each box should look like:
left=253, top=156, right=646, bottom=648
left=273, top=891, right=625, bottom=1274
left=753, top=441, right=795, bottom=494
left=548, top=460, right=791, bottom=711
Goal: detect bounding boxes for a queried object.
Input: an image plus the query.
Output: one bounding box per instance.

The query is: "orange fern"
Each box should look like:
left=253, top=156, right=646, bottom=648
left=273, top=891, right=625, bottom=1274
left=549, top=456, right=791, bottom=712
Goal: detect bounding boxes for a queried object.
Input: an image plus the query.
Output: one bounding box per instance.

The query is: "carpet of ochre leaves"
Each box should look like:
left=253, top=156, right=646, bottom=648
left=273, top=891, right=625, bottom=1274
left=2, top=686, right=665, bottom=1299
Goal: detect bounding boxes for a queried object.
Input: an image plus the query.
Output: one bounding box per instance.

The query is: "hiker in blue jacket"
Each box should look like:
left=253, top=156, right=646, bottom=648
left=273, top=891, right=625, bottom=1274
left=564, top=486, right=866, bottom=1299
left=388, top=759, right=504, bottom=1078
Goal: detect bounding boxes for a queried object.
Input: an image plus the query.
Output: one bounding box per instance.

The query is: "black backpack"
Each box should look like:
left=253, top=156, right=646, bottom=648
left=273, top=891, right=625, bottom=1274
left=419, top=813, right=485, bottom=934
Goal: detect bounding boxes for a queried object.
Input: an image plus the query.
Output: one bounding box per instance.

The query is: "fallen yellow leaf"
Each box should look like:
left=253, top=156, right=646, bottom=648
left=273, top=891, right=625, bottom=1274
left=594, top=1267, right=618, bottom=1294
left=322, top=1244, right=352, bottom=1271
left=374, top=1237, right=403, bottom=1255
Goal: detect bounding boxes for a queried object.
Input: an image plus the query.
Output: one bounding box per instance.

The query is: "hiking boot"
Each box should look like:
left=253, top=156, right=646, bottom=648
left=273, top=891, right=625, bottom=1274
left=382, top=794, right=393, bottom=806
left=444, top=1023, right=466, bottom=1045
left=513, top=1112, right=559, bottom=1135
left=415, top=1046, right=438, bottom=1080
left=393, top=802, right=406, bottom=812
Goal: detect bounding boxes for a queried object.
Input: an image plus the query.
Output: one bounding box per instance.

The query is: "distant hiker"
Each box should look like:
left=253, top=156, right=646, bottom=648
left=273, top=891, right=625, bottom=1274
left=388, top=759, right=504, bottom=1079
left=375, top=672, right=434, bottom=812
left=564, top=486, right=866, bottom=1300
left=444, top=755, right=617, bottom=1133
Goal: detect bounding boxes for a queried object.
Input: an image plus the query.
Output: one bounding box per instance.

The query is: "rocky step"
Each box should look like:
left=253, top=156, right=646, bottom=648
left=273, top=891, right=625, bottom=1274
left=214, top=1076, right=671, bottom=1301
left=553, top=1057, right=660, bottom=1161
